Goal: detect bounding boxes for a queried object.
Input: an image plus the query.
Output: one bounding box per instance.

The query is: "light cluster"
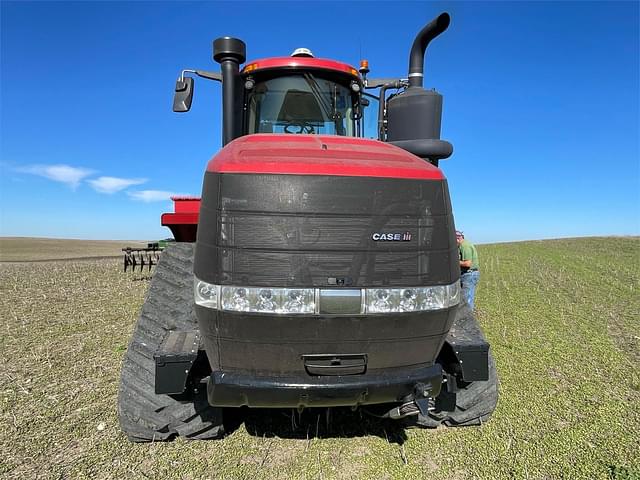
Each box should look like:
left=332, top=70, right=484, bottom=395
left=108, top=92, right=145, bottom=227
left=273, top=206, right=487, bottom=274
left=195, top=280, right=314, bottom=314
left=365, top=283, right=460, bottom=313
left=195, top=278, right=460, bottom=314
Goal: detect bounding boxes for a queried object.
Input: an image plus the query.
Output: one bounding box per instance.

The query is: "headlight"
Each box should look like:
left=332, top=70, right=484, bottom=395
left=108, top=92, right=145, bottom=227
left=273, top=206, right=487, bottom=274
left=221, top=287, right=252, bottom=311
left=367, top=288, right=399, bottom=313
left=447, top=281, right=461, bottom=306
left=195, top=278, right=460, bottom=314
left=194, top=279, right=218, bottom=308
left=281, top=289, right=315, bottom=314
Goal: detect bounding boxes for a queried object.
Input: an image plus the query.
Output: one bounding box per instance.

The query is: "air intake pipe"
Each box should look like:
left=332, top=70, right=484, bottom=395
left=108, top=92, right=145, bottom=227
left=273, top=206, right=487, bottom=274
left=213, top=37, right=246, bottom=146
left=386, top=13, right=453, bottom=165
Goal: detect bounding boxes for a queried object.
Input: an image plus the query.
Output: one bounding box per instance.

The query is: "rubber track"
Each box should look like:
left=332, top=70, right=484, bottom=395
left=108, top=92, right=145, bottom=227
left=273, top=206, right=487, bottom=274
left=117, top=243, right=224, bottom=442
left=406, top=304, right=499, bottom=428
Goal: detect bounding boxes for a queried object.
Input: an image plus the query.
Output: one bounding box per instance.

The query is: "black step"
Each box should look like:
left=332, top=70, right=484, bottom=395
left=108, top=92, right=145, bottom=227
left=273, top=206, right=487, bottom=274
left=154, top=330, right=200, bottom=394
left=447, top=311, right=490, bottom=382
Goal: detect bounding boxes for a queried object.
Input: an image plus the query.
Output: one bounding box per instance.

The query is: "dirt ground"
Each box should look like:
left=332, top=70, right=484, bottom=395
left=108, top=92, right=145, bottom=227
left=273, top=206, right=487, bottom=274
left=0, top=237, right=146, bottom=262
left=0, top=237, right=638, bottom=479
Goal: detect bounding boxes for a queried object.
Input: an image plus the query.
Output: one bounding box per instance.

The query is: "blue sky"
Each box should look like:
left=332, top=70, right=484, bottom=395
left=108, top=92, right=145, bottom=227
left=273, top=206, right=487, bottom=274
left=1, top=1, right=638, bottom=243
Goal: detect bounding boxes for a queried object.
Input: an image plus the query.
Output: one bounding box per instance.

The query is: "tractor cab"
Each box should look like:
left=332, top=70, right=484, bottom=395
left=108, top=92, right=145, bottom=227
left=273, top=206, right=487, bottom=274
left=173, top=31, right=453, bottom=164
left=241, top=54, right=363, bottom=137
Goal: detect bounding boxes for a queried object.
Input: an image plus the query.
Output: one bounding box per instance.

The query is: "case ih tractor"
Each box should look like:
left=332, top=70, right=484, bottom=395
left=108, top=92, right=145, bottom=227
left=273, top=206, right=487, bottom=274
left=118, top=12, right=498, bottom=441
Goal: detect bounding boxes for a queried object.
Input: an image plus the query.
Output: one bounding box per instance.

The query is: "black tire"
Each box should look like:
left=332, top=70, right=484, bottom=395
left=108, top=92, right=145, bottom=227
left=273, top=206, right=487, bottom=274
left=117, top=243, right=224, bottom=442
left=405, top=305, right=499, bottom=428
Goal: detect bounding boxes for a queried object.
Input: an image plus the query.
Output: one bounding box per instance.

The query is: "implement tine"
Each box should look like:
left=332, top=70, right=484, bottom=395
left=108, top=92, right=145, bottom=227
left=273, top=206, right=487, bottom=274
left=123, top=248, right=132, bottom=272
left=121, top=244, right=166, bottom=274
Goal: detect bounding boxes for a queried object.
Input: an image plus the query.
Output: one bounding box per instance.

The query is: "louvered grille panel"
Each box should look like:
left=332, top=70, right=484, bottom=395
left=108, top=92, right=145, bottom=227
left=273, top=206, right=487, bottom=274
left=219, top=214, right=447, bottom=251
left=217, top=249, right=453, bottom=287
left=195, top=173, right=458, bottom=287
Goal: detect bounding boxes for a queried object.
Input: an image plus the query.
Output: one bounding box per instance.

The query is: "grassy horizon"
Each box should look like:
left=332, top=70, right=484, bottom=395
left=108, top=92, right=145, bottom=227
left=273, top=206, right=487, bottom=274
left=1, top=236, right=638, bottom=479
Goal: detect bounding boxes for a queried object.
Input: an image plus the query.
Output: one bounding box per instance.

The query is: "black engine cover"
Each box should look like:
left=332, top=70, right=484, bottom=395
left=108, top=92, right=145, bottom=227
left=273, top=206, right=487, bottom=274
left=194, top=172, right=458, bottom=287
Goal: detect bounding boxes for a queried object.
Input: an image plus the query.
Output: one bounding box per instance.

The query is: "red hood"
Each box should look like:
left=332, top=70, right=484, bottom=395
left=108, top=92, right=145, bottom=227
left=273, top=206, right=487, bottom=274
left=207, top=134, right=445, bottom=180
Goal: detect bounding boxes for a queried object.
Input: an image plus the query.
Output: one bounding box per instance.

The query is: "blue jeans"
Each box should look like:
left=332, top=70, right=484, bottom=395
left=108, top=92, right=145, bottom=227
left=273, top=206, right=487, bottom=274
left=460, top=270, right=480, bottom=309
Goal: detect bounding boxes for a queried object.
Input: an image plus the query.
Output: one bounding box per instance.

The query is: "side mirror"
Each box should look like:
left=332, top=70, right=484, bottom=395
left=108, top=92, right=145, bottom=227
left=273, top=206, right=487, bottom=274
left=173, top=77, right=194, bottom=112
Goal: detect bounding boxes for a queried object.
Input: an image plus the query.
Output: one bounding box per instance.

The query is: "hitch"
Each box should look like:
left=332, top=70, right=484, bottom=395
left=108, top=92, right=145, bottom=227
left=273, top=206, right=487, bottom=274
left=413, top=382, right=432, bottom=416
left=382, top=382, right=436, bottom=420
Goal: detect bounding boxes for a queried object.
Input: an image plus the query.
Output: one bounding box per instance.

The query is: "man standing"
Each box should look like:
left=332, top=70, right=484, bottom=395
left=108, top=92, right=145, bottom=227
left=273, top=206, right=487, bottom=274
left=456, top=230, right=480, bottom=309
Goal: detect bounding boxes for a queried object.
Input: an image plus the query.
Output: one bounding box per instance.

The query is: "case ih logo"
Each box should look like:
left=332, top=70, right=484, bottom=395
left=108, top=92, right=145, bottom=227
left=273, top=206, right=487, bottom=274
left=372, top=232, right=412, bottom=241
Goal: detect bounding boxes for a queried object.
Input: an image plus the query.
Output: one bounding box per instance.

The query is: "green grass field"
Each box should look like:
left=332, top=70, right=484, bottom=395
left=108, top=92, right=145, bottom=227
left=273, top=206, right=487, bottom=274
left=1, top=237, right=638, bottom=479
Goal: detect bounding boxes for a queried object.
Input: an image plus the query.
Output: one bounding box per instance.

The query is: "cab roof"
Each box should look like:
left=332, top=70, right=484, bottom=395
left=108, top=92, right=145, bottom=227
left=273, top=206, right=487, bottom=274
left=242, top=56, right=360, bottom=80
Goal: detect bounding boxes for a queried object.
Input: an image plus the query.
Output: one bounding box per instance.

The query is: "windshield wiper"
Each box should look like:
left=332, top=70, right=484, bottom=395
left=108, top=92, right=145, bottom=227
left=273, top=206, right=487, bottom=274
left=303, top=73, right=345, bottom=135
left=303, top=73, right=334, bottom=119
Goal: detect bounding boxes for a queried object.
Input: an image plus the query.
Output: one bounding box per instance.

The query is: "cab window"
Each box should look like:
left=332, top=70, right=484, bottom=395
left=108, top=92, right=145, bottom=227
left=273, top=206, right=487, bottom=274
left=246, top=74, right=356, bottom=136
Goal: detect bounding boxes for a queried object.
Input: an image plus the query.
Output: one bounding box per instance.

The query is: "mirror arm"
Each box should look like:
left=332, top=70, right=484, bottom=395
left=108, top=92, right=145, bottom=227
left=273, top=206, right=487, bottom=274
left=365, top=78, right=408, bottom=89
left=195, top=70, right=222, bottom=82
left=179, top=69, right=222, bottom=83
left=179, top=69, right=196, bottom=82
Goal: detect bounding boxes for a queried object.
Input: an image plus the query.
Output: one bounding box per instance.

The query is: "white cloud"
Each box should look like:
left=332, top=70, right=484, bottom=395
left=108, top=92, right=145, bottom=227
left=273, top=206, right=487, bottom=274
left=88, top=176, right=147, bottom=194
left=17, top=164, right=95, bottom=189
left=127, top=190, right=180, bottom=202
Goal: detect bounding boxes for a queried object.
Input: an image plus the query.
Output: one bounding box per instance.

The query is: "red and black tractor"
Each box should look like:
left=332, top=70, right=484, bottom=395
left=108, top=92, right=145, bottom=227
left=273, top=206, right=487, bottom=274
left=118, top=12, right=498, bottom=441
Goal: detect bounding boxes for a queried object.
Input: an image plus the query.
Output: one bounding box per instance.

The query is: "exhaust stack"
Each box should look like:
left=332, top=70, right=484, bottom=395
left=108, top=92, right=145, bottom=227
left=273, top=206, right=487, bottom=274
left=408, top=13, right=451, bottom=88
left=386, top=12, right=453, bottom=165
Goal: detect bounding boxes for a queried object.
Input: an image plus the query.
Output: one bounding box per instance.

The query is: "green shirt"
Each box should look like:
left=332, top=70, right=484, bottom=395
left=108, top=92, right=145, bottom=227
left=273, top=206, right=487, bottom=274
left=459, top=239, right=479, bottom=271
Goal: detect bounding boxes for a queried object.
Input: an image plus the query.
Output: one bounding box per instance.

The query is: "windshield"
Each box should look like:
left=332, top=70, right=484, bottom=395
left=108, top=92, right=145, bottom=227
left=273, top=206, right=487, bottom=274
left=246, top=74, right=356, bottom=136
